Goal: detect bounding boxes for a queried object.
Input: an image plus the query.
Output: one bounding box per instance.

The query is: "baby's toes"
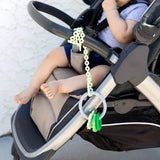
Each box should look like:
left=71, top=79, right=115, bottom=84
left=41, top=86, right=50, bottom=94
left=46, top=91, right=54, bottom=99
left=40, top=84, right=48, bottom=91
left=48, top=95, right=54, bottom=99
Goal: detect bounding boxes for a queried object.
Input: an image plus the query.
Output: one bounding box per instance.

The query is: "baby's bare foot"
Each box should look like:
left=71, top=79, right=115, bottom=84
left=40, top=81, right=59, bottom=99
left=15, top=87, right=38, bottom=104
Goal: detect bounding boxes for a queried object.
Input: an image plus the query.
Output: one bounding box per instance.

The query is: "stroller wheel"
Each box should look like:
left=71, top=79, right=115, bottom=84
left=11, top=143, right=20, bottom=160
left=13, top=156, right=20, bottom=160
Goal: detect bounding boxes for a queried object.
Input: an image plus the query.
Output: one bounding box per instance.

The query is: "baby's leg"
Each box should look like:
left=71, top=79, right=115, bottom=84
left=41, top=65, right=110, bottom=99
left=15, top=47, right=69, bottom=104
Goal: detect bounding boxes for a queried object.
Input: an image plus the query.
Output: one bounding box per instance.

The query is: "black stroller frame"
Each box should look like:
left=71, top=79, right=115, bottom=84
left=11, top=0, right=160, bottom=159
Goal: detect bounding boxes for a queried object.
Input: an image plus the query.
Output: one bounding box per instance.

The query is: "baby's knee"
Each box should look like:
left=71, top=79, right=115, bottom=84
left=45, top=48, right=63, bottom=65
left=47, top=47, right=61, bottom=59
left=90, top=65, right=110, bottom=85
left=91, top=65, right=110, bottom=75
left=45, top=46, right=68, bottom=67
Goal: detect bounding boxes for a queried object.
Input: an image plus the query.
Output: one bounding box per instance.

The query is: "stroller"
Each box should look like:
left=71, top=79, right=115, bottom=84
left=11, top=0, right=160, bottom=159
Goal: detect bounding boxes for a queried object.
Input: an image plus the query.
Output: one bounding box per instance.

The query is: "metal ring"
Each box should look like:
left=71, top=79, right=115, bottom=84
left=78, top=91, right=107, bottom=120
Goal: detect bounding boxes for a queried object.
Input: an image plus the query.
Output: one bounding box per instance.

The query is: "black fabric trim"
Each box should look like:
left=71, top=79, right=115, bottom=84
left=12, top=101, right=46, bottom=152
left=78, top=107, right=160, bottom=151
left=47, top=97, right=80, bottom=141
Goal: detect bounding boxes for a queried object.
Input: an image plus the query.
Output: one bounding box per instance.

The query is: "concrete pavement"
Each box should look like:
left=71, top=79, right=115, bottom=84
left=0, top=135, right=160, bottom=160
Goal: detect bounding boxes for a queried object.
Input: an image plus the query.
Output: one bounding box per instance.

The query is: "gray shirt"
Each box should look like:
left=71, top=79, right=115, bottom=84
left=98, top=0, right=148, bottom=49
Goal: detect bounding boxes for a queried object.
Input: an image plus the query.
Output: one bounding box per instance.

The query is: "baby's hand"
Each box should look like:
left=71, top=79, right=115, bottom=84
left=102, top=0, right=117, bottom=12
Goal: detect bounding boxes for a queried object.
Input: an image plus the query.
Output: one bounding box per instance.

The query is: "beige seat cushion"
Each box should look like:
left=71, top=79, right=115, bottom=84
left=30, top=68, right=79, bottom=140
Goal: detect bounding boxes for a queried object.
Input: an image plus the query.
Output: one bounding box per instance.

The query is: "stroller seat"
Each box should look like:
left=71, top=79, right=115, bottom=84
left=31, top=67, right=79, bottom=140
left=11, top=0, right=160, bottom=159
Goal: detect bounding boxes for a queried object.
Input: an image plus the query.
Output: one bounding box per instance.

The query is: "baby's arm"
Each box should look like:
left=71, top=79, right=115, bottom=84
left=102, top=0, right=137, bottom=44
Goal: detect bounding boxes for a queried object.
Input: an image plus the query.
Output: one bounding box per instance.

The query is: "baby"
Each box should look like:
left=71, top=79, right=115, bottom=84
left=15, top=0, right=148, bottom=104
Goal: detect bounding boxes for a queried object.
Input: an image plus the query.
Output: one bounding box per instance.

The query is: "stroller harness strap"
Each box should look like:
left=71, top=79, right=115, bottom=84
left=94, top=0, right=138, bottom=33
